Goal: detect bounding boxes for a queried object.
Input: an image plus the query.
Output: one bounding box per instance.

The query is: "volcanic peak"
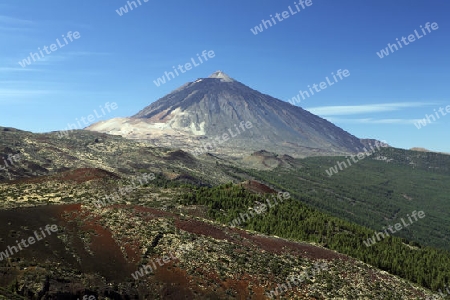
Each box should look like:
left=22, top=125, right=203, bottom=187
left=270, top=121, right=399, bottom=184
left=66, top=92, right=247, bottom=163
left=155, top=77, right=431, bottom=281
left=208, top=70, right=235, bottom=82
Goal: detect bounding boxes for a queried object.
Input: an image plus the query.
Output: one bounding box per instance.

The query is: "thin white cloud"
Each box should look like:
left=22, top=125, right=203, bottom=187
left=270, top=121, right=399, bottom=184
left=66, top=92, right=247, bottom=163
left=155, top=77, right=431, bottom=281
left=306, top=102, right=434, bottom=116
left=38, top=51, right=111, bottom=63
left=0, top=26, right=34, bottom=32
left=325, top=118, right=422, bottom=125
left=0, top=80, right=66, bottom=87
left=36, top=55, right=68, bottom=64
left=66, top=51, right=111, bottom=56
left=0, top=16, right=33, bottom=26
left=12, top=52, right=109, bottom=68
left=0, top=89, right=55, bottom=97
left=0, top=67, right=41, bottom=72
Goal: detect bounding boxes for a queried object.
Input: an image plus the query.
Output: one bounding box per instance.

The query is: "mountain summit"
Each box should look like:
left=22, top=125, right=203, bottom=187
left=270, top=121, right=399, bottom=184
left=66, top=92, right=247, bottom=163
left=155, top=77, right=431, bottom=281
left=207, top=70, right=235, bottom=82
left=87, top=72, right=365, bottom=157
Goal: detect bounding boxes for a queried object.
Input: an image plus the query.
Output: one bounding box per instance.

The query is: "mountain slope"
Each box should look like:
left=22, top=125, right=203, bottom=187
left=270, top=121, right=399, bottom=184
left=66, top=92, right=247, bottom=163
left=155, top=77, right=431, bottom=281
left=0, top=187, right=435, bottom=299
left=0, top=127, right=448, bottom=298
left=0, top=127, right=237, bottom=186
left=246, top=147, right=450, bottom=251
left=87, top=71, right=366, bottom=157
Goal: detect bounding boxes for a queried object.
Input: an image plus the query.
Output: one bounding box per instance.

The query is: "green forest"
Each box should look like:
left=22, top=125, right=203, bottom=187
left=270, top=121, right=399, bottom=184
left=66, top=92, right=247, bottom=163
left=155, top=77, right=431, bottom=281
left=178, top=183, right=450, bottom=293
left=245, top=147, right=450, bottom=252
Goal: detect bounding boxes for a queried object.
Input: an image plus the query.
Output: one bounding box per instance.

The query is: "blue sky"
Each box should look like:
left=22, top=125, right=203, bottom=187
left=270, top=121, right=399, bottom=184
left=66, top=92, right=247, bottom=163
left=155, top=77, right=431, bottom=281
left=0, top=0, right=449, bottom=152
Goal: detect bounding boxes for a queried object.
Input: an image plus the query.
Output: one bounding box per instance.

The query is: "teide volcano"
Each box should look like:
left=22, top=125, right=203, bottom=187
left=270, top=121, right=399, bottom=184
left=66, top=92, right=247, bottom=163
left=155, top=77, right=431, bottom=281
left=87, top=71, right=365, bottom=157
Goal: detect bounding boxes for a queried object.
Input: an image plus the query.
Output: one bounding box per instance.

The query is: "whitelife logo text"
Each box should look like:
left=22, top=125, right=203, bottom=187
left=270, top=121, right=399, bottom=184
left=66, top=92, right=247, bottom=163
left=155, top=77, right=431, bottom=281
left=376, top=22, right=439, bottom=59
left=0, top=224, right=58, bottom=261
left=153, top=50, right=215, bottom=87
left=18, top=31, right=81, bottom=68
left=250, top=0, right=313, bottom=35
